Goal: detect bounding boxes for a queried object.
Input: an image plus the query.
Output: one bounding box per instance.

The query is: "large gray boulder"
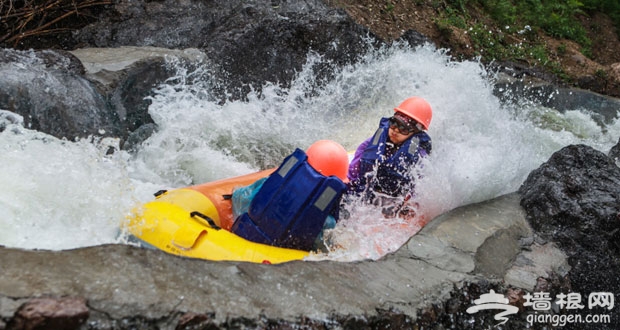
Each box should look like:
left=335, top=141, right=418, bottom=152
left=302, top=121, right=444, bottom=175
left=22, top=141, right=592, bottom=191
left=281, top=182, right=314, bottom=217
left=69, top=46, right=207, bottom=148
left=519, top=144, right=620, bottom=253
left=72, top=0, right=381, bottom=100
left=0, top=47, right=197, bottom=144
left=519, top=144, right=620, bottom=330
left=0, top=49, right=121, bottom=140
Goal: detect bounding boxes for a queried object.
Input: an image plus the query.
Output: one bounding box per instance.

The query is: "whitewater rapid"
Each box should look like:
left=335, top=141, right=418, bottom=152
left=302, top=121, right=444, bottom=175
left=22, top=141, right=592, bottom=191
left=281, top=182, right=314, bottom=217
left=1, top=43, right=618, bottom=261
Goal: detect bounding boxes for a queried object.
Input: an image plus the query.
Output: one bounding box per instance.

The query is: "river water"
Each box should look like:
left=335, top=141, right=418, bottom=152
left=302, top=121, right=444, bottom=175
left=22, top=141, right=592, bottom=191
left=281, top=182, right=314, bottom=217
left=1, top=43, right=618, bottom=261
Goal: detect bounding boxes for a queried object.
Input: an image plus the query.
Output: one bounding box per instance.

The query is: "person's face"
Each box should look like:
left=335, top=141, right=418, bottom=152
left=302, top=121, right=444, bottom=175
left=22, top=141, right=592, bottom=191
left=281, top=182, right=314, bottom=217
left=388, top=126, right=414, bottom=144
left=388, top=116, right=415, bottom=144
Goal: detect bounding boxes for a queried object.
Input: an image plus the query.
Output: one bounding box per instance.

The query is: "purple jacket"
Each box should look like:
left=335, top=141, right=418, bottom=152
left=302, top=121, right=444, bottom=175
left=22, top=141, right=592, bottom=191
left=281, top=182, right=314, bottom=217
left=346, top=118, right=432, bottom=197
left=347, top=137, right=372, bottom=183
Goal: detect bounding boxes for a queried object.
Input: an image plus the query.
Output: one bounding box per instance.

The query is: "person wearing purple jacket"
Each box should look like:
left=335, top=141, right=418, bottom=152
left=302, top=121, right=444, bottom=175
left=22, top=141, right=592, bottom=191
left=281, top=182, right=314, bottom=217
left=346, top=97, right=433, bottom=218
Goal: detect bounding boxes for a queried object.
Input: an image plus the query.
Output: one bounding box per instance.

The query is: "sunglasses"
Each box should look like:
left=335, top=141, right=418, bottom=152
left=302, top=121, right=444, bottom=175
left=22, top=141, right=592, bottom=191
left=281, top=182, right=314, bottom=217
left=389, top=116, right=414, bottom=135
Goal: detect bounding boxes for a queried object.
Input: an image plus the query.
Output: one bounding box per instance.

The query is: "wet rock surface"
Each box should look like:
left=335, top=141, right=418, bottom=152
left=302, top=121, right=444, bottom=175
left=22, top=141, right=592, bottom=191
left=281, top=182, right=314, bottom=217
left=519, top=144, right=620, bottom=330
left=0, top=48, right=121, bottom=140
left=0, top=47, right=189, bottom=143
left=0, top=193, right=556, bottom=329
left=7, top=297, right=89, bottom=330
left=71, top=0, right=378, bottom=101
left=610, top=137, right=620, bottom=165
left=519, top=144, right=620, bottom=253
left=494, top=77, right=620, bottom=125
left=69, top=47, right=206, bottom=148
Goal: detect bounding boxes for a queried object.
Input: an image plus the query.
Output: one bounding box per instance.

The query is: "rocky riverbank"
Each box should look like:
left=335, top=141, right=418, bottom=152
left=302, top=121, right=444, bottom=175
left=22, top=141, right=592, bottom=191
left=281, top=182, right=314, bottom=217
left=328, top=0, right=620, bottom=98
left=0, top=193, right=569, bottom=329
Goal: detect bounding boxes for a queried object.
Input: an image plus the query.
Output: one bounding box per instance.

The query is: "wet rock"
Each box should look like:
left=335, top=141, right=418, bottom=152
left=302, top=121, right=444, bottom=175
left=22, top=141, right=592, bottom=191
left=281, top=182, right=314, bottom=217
left=0, top=110, right=24, bottom=133
left=175, top=312, right=218, bottom=330
left=70, top=47, right=207, bottom=144
left=491, top=60, right=560, bottom=86
left=494, top=75, right=620, bottom=125
left=519, top=144, right=620, bottom=330
left=8, top=297, right=88, bottom=330
left=0, top=48, right=121, bottom=140
left=519, top=144, right=620, bottom=253
left=122, top=123, right=158, bottom=152
left=609, top=137, right=620, bottom=165
left=397, top=29, right=433, bottom=48
left=0, top=244, right=469, bottom=329
left=72, top=0, right=379, bottom=100
left=0, top=47, right=206, bottom=143
left=504, top=242, right=571, bottom=290
left=403, top=193, right=533, bottom=279
left=416, top=281, right=537, bottom=330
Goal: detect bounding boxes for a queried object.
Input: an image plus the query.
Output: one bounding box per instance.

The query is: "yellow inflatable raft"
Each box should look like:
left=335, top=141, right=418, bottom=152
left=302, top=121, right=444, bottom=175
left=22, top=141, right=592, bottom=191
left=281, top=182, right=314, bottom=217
left=124, top=169, right=310, bottom=264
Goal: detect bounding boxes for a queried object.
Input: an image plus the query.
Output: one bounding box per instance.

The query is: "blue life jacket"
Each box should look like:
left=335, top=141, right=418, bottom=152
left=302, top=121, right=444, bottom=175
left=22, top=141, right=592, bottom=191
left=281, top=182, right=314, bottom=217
left=231, top=148, right=346, bottom=251
left=357, top=117, right=431, bottom=197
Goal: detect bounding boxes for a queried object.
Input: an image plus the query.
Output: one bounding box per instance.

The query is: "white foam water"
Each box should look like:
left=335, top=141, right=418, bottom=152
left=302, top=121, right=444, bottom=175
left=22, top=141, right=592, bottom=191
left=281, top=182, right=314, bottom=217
left=1, top=42, right=618, bottom=261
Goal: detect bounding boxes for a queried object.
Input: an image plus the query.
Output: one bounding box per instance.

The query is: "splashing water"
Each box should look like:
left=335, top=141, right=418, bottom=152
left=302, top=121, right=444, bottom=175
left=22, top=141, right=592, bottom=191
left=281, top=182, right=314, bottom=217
left=1, top=43, right=618, bottom=261
left=0, top=114, right=135, bottom=249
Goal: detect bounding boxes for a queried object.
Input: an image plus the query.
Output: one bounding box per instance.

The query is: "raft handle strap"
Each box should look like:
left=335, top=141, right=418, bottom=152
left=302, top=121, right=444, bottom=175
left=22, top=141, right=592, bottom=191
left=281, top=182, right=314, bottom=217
left=190, top=211, right=221, bottom=230
left=222, top=194, right=232, bottom=200
left=154, top=189, right=168, bottom=197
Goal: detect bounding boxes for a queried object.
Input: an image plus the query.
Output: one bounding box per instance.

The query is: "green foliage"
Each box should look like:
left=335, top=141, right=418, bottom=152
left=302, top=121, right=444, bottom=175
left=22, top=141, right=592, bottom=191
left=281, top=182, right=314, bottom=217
left=580, top=44, right=593, bottom=59
left=581, top=0, right=620, bottom=31
left=528, top=44, right=549, bottom=65
left=466, top=23, right=531, bottom=61
left=446, top=0, right=471, bottom=12
left=468, top=24, right=504, bottom=58
left=482, top=0, right=517, bottom=26
left=556, top=43, right=568, bottom=56
left=434, top=0, right=618, bottom=82
left=445, top=6, right=468, bottom=28
left=434, top=5, right=469, bottom=38
left=444, top=0, right=597, bottom=45
left=594, top=68, right=608, bottom=79
left=547, top=61, right=569, bottom=81
left=526, top=0, right=588, bottom=43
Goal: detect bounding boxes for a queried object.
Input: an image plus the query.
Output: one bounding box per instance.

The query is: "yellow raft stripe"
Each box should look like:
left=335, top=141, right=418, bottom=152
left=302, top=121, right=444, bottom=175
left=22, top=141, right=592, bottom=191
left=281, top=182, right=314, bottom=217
left=126, top=188, right=308, bottom=264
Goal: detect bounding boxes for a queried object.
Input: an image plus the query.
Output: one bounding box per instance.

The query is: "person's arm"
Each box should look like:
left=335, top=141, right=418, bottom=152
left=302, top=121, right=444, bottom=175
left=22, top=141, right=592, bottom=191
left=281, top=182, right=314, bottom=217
left=347, top=137, right=372, bottom=183
left=397, top=133, right=432, bottom=214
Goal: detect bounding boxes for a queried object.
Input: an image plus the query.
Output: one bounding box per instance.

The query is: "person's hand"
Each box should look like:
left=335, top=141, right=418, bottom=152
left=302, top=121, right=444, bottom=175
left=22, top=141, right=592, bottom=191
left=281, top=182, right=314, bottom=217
left=397, top=205, right=417, bottom=221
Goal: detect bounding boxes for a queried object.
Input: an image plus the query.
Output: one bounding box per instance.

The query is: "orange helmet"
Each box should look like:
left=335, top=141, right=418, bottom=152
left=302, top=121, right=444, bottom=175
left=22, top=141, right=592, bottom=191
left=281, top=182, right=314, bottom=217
left=306, top=140, right=349, bottom=182
left=394, top=97, right=432, bottom=130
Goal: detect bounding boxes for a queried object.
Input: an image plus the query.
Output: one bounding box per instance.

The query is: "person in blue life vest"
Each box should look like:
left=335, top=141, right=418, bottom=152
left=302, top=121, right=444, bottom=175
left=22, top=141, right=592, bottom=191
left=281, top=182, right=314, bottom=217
left=230, top=140, right=350, bottom=251
left=347, top=96, right=433, bottom=219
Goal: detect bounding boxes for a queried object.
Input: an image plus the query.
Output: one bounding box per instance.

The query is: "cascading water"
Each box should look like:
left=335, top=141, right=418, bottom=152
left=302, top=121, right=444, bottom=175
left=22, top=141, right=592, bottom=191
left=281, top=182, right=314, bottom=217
left=1, top=43, right=618, bottom=261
